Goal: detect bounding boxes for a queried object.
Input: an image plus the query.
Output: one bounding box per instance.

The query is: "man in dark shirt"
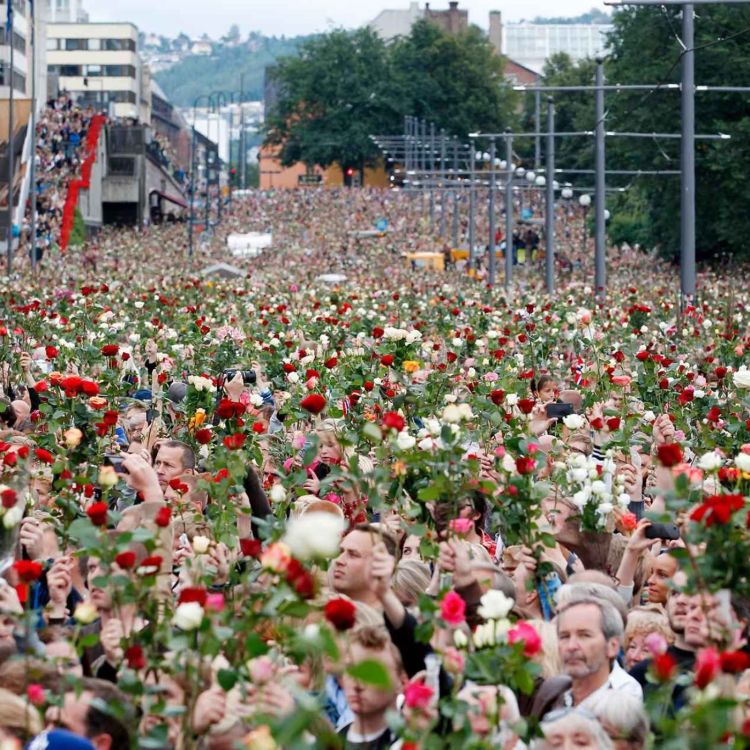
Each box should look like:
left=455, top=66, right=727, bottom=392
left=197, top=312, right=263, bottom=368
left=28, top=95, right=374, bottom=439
left=338, top=625, right=406, bottom=750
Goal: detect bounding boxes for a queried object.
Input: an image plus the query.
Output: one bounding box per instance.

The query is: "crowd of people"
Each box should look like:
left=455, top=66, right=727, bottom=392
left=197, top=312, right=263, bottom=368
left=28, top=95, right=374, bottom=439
left=0, top=186, right=746, bottom=750
left=20, top=96, right=96, bottom=264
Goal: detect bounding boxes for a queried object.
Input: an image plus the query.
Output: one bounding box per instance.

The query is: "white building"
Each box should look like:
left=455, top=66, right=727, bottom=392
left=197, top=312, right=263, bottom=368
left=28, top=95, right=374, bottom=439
left=502, top=23, right=612, bottom=74
left=0, top=0, right=31, bottom=100
left=46, top=0, right=88, bottom=23
left=46, top=22, right=142, bottom=119
left=184, top=109, right=231, bottom=164
left=368, top=1, right=424, bottom=42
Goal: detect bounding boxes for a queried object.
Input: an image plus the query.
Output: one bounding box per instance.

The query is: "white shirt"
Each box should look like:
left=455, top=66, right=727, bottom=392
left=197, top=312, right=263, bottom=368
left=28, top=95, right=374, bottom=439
left=564, top=661, right=644, bottom=709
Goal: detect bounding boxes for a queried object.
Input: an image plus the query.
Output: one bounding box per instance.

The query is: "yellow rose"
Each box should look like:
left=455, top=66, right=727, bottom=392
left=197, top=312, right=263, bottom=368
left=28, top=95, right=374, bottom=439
left=98, top=466, right=119, bottom=488
left=73, top=601, right=98, bottom=624
left=63, top=427, right=83, bottom=449
left=403, top=360, right=420, bottom=373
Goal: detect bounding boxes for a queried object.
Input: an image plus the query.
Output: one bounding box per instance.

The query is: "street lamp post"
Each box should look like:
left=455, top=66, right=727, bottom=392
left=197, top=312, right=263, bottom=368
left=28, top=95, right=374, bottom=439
left=545, top=97, right=555, bottom=295
left=451, top=138, right=459, bottom=247
left=189, top=93, right=212, bottom=258
left=504, top=129, right=513, bottom=290
left=488, top=139, right=497, bottom=287
left=594, top=57, right=607, bottom=299
left=468, top=140, right=475, bottom=269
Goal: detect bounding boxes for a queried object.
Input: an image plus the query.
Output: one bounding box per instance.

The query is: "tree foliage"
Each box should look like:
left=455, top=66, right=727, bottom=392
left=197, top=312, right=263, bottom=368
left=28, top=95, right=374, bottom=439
left=265, top=21, right=518, bottom=172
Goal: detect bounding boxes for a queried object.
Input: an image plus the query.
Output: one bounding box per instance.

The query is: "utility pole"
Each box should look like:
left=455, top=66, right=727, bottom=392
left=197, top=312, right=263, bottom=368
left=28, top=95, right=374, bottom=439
left=29, top=2, right=37, bottom=269
left=451, top=138, right=459, bottom=247
left=488, top=139, right=497, bottom=286
left=594, top=57, right=606, bottom=299
left=6, top=1, right=14, bottom=275
left=469, top=139, right=475, bottom=268
left=680, top=3, right=695, bottom=301
left=429, top=122, right=435, bottom=232
left=545, top=97, right=555, bottom=295
left=504, top=129, right=513, bottom=290
left=534, top=90, right=542, bottom=171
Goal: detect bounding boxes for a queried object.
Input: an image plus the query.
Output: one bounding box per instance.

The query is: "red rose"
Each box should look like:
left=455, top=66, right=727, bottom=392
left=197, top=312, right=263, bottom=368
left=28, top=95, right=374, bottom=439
left=125, top=644, right=146, bottom=670
left=239, top=538, right=262, bottom=557
left=372, top=326, right=384, bottom=338
left=216, top=399, right=244, bottom=420
left=515, top=456, right=536, bottom=475
left=300, top=394, right=327, bottom=415
left=59, top=376, right=82, bottom=394
left=154, top=506, right=172, bottom=527
left=3, top=453, right=16, bottom=467
left=324, top=357, right=338, bottom=369
left=382, top=411, right=406, bottom=432
left=715, top=366, right=727, bottom=379
left=440, top=591, right=466, bottom=626
left=252, top=422, right=266, bottom=434
left=80, top=380, right=99, bottom=396
left=606, top=416, right=621, bottom=431
left=446, top=352, right=457, bottom=363
left=517, top=398, right=535, bottom=415
left=0, top=488, right=16, bottom=509
left=45, top=346, right=58, bottom=359
left=324, top=597, right=358, bottom=631
left=694, top=647, right=721, bottom=688
left=103, top=411, right=119, bottom=427
left=115, top=551, right=137, bottom=570
left=179, top=587, right=208, bottom=605
left=706, top=406, right=721, bottom=424
left=720, top=650, right=750, bottom=674
left=282, top=363, right=296, bottom=373
left=13, top=560, right=43, bottom=583
left=613, top=350, right=625, bottom=363
left=363, top=381, right=374, bottom=392
left=86, top=501, right=109, bottom=527
left=656, top=443, right=683, bottom=467
left=652, top=652, right=678, bottom=682
left=636, top=350, right=649, bottom=361
left=490, top=389, right=505, bottom=405
left=195, top=428, right=213, bottom=445
left=380, top=354, right=394, bottom=367
left=101, top=344, right=119, bottom=357
left=285, top=559, right=316, bottom=599
left=223, top=433, right=246, bottom=450
left=690, top=494, right=744, bottom=527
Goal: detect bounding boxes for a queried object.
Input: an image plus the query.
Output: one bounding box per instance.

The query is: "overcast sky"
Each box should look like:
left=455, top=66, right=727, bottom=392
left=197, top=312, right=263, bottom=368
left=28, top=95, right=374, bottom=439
left=88, top=0, right=610, bottom=38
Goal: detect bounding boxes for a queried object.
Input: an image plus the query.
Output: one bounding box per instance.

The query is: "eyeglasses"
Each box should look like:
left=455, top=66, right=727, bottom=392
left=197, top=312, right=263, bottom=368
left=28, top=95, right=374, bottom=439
left=543, top=705, right=598, bottom=724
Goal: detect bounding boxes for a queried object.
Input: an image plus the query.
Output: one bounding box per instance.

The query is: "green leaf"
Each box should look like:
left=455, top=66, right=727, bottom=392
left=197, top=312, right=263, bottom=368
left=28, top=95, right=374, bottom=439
left=362, top=423, right=383, bottom=444
left=217, top=669, right=238, bottom=691
left=78, top=633, right=100, bottom=648
left=346, top=659, right=392, bottom=690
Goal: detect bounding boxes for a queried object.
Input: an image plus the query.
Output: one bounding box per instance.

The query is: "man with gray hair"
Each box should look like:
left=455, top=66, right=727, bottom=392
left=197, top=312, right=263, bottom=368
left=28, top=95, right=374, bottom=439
left=527, top=596, right=642, bottom=719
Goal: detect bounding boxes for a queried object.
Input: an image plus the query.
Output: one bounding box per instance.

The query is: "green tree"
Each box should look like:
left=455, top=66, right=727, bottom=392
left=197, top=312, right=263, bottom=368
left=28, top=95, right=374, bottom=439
left=390, top=20, right=518, bottom=138
left=265, top=28, right=399, bottom=175
left=606, top=5, right=750, bottom=261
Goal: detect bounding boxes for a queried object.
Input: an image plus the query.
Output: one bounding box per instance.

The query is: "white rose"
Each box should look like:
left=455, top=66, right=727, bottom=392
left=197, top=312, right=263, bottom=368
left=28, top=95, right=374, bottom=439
left=506, top=393, right=519, bottom=407
left=73, top=601, right=99, bottom=624
left=697, top=451, right=722, bottom=471
left=453, top=629, right=469, bottom=648
left=643, top=410, right=656, bottom=423
left=418, top=437, right=435, bottom=451
left=562, top=414, right=585, bottom=430
left=442, top=404, right=461, bottom=423
left=570, top=468, right=588, bottom=483
left=596, top=502, right=614, bottom=515
left=467, top=368, right=476, bottom=379
left=444, top=394, right=457, bottom=404
left=734, top=367, right=750, bottom=389
left=396, top=431, right=416, bottom=451
left=3, top=505, right=22, bottom=528
left=283, top=512, right=345, bottom=560
left=287, top=372, right=299, bottom=384
left=452, top=337, right=462, bottom=347
left=269, top=484, right=287, bottom=503
left=591, top=480, right=607, bottom=496
left=173, top=601, right=204, bottom=631
left=572, top=488, right=591, bottom=509
left=192, top=535, right=210, bottom=554
left=736, top=453, right=750, bottom=473
left=477, top=589, right=514, bottom=621
left=405, top=330, right=422, bottom=344
left=250, top=393, right=264, bottom=408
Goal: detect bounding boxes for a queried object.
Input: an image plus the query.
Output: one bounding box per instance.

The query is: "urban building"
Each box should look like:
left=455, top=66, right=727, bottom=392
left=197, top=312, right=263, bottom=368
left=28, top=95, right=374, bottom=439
left=367, top=1, right=423, bottom=41
left=46, top=22, right=143, bottom=119
left=46, top=0, right=88, bottom=23
left=424, top=1, right=467, bottom=35
left=501, top=21, right=612, bottom=73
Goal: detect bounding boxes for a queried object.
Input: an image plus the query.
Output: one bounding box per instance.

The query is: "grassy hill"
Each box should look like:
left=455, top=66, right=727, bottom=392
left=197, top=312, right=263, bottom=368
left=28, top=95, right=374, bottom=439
left=154, top=34, right=314, bottom=107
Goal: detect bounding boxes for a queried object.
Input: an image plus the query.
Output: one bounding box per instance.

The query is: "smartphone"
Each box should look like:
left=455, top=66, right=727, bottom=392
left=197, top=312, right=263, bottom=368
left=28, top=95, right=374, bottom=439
left=644, top=523, right=680, bottom=541
left=104, top=455, right=129, bottom=475
left=312, top=463, right=331, bottom=481
left=546, top=402, right=574, bottom=419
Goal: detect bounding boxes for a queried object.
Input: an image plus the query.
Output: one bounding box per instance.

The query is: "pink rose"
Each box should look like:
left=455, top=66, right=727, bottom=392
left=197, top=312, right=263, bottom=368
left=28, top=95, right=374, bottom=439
left=483, top=372, right=499, bottom=382
left=508, top=621, right=542, bottom=656
left=205, top=593, right=225, bottom=612
left=292, top=432, right=307, bottom=451
left=403, top=679, right=434, bottom=710
left=27, top=683, right=45, bottom=707
left=448, top=518, right=474, bottom=537
left=442, top=647, right=465, bottom=675
left=644, top=631, right=668, bottom=656
left=440, top=590, right=466, bottom=626
left=248, top=655, right=275, bottom=685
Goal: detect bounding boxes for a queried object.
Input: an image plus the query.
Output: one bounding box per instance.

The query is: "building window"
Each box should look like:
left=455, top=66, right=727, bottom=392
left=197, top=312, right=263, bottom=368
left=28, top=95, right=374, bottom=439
left=103, top=38, right=136, bottom=52
left=85, top=64, right=102, bottom=76
left=65, top=38, right=87, bottom=51
left=88, top=38, right=101, bottom=51
left=60, top=64, right=82, bottom=76
left=46, top=38, right=59, bottom=51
